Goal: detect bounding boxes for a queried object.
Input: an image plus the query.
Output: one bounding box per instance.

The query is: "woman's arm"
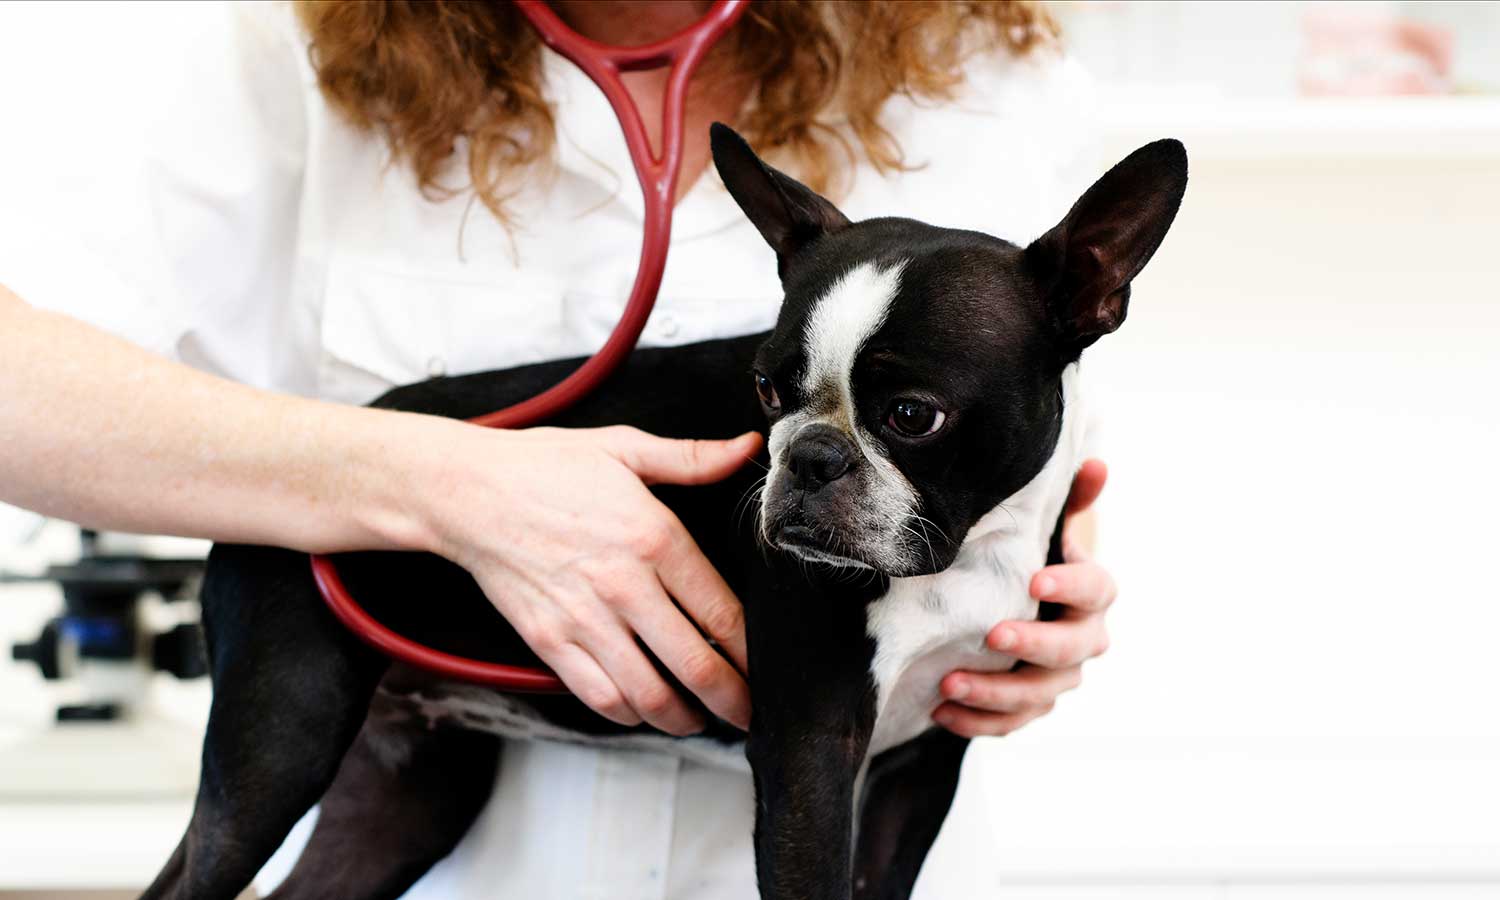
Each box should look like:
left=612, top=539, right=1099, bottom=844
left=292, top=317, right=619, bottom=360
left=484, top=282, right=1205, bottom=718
left=1, top=283, right=443, bottom=552
left=0, top=283, right=754, bottom=734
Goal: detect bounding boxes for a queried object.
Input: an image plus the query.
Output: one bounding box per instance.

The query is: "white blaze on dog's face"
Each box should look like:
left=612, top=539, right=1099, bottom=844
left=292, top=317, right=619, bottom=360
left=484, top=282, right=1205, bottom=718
left=760, top=261, right=921, bottom=572
left=711, top=124, right=1188, bottom=577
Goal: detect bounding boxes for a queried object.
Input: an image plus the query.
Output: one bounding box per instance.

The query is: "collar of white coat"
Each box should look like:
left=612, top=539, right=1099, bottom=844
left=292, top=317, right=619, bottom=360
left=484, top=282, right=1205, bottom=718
left=541, top=47, right=746, bottom=243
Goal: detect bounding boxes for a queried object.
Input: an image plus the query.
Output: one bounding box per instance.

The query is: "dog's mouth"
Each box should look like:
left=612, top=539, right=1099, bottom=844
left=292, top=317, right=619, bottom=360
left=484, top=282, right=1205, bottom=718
left=771, top=522, right=876, bottom=571
left=757, top=459, right=923, bottom=575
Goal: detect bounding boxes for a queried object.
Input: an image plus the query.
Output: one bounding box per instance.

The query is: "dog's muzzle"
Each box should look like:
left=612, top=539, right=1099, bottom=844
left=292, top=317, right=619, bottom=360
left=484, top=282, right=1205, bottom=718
left=766, top=423, right=867, bottom=556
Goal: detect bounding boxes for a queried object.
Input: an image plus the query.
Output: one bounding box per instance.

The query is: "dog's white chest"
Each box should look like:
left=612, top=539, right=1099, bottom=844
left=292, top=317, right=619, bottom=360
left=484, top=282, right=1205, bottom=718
left=864, top=532, right=1042, bottom=756
left=865, top=366, right=1086, bottom=758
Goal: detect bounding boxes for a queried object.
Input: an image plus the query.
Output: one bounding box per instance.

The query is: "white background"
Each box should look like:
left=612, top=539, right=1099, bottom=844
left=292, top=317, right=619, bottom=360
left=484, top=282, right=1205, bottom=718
left=2, top=2, right=1499, bottom=897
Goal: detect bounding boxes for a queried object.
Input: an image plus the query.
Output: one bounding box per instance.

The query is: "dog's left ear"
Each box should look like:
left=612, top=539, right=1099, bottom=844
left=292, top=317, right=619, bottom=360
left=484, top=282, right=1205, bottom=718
left=710, top=122, right=850, bottom=275
left=1026, top=139, right=1188, bottom=356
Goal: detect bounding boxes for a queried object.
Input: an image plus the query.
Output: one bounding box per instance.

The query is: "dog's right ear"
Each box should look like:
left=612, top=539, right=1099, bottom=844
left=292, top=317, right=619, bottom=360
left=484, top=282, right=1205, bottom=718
left=710, top=123, right=850, bottom=274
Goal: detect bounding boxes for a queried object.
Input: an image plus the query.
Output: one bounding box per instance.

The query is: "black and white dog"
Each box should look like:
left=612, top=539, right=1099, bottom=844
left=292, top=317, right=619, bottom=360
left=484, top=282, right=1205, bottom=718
left=143, top=125, right=1185, bottom=900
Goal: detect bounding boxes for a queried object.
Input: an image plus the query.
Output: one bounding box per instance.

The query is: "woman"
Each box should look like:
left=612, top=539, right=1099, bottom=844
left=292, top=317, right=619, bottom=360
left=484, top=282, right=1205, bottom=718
left=0, top=1, right=1116, bottom=895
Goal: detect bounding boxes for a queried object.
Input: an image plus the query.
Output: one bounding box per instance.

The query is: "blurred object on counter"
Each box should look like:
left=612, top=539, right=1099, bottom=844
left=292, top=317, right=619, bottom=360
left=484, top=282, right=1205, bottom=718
left=1403, top=0, right=1500, bottom=94
left=0, top=526, right=208, bottom=800
left=1300, top=2, right=1453, bottom=96
left=1054, top=1, right=1309, bottom=100
left=1054, top=1, right=1500, bottom=102
left=5, top=529, right=207, bottom=704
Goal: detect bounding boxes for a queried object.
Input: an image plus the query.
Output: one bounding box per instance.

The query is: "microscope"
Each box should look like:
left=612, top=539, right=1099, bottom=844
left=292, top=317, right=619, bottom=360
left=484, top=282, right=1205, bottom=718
left=1, top=523, right=209, bottom=799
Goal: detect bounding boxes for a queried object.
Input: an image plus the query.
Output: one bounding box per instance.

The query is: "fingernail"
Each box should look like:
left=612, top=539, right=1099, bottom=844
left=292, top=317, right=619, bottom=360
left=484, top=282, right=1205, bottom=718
left=946, top=679, right=970, bottom=700
left=991, top=628, right=1017, bottom=651
left=933, top=709, right=955, bottom=726
left=1033, top=575, right=1055, bottom=599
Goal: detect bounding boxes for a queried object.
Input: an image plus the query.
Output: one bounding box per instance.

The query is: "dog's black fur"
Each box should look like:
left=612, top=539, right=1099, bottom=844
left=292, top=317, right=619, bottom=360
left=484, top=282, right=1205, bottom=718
left=142, top=127, right=1186, bottom=900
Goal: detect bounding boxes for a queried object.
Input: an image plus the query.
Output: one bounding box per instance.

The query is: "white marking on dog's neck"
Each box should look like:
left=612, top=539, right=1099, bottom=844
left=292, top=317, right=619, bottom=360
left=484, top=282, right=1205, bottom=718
left=864, top=363, right=1090, bottom=757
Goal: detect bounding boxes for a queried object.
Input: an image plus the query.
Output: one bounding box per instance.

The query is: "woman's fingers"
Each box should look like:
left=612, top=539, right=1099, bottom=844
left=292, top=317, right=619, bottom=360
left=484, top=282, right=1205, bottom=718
left=931, top=458, right=1113, bottom=740
left=1066, top=458, right=1108, bottom=515
left=1029, top=559, right=1117, bottom=614
left=607, top=429, right=754, bottom=675
left=939, top=663, right=1083, bottom=714
left=490, top=582, right=648, bottom=728
left=612, top=572, right=751, bottom=731
left=558, top=584, right=708, bottom=735
left=1061, top=459, right=1106, bottom=558
left=604, top=427, right=764, bottom=487
left=491, top=574, right=701, bottom=734
left=931, top=701, right=1050, bottom=739
left=588, top=625, right=707, bottom=737
left=985, top=612, right=1110, bottom=669
left=567, top=500, right=750, bottom=731
left=649, top=512, right=750, bottom=677
left=535, top=639, right=643, bottom=728
left=456, top=426, right=758, bottom=732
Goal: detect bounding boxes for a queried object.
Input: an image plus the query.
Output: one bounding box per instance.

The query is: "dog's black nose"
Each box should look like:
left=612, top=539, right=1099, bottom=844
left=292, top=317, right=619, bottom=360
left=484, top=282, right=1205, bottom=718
left=788, top=426, right=854, bottom=491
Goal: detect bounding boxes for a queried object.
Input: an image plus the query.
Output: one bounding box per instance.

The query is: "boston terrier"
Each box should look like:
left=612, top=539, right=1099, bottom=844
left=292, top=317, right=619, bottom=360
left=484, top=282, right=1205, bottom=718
left=142, top=125, right=1186, bottom=900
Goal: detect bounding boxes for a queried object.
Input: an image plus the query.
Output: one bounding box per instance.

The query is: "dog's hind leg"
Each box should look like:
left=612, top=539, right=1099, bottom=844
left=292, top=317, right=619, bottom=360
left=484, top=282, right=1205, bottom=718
left=265, top=692, right=502, bottom=900
left=851, top=729, right=970, bottom=900
left=141, top=545, right=388, bottom=900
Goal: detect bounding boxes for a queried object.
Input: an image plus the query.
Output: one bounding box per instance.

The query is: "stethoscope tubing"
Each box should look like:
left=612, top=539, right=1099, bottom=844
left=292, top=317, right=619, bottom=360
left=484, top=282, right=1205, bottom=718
left=311, top=0, right=750, bottom=692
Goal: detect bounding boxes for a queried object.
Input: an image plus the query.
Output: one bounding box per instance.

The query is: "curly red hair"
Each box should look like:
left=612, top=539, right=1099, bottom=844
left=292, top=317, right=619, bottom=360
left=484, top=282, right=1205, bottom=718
left=294, top=1, right=1058, bottom=220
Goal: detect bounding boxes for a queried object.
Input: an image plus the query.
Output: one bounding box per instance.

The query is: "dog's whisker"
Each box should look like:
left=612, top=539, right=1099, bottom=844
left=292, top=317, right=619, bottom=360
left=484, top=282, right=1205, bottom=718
left=733, top=474, right=770, bottom=532
left=896, top=515, right=937, bottom=572
left=907, top=512, right=952, bottom=547
left=994, top=502, right=1020, bottom=533
left=897, top=518, right=937, bottom=573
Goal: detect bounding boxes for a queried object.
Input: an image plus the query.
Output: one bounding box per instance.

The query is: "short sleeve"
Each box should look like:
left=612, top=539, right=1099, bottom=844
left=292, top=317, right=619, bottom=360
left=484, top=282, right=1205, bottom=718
left=3, top=2, right=313, bottom=394
left=141, top=2, right=314, bottom=392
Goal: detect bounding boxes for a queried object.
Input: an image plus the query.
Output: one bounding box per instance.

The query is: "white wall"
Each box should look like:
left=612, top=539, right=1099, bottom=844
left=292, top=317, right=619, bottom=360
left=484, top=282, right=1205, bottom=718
left=1087, top=151, right=1500, bottom=744
left=979, top=1, right=1500, bottom=888
left=962, top=146, right=1500, bottom=891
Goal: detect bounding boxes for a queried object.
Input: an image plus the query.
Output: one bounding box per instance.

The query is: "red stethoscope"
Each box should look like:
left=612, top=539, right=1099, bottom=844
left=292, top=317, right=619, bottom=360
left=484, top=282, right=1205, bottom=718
left=310, top=0, right=751, bottom=693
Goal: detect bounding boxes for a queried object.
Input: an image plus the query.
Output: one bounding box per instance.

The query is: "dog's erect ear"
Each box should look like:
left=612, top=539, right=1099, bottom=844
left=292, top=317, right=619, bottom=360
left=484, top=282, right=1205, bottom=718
left=1026, top=139, right=1188, bottom=356
left=710, top=122, right=850, bottom=272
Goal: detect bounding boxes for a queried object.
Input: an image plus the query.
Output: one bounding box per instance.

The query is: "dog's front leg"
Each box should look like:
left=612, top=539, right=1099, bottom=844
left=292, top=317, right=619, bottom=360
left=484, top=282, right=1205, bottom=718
left=747, top=714, right=870, bottom=900
left=744, top=573, right=878, bottom=900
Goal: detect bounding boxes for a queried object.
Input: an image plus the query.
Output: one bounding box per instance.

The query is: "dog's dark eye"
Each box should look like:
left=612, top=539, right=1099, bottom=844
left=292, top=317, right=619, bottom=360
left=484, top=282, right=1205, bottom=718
left=754, top=372, right=781, bottom=412
left=887, top=399, right=945, bottom=437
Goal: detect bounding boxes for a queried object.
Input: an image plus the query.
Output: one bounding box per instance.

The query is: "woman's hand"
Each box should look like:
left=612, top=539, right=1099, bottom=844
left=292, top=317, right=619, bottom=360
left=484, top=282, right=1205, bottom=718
left=409, top=423, right=760, bottom=736
left=932, top=459, right=1116, bottom=738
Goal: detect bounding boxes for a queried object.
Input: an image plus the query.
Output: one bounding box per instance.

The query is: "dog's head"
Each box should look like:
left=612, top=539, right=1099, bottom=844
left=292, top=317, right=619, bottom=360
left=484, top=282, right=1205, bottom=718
left=711, top=124, right=1186, bottom=576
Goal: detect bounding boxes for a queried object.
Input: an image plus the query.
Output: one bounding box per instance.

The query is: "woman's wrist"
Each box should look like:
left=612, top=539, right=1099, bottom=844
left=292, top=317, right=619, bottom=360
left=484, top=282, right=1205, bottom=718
left=339, top=409, right=477, bottom=557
